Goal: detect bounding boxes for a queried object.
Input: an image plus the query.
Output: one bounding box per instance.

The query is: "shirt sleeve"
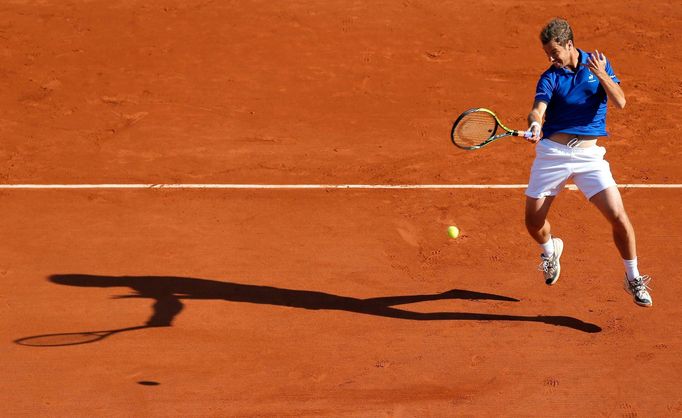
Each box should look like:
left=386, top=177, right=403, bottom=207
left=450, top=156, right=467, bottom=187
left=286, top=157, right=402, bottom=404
left=534, top=71, right=554, bottom=103
left=605, top=58, right=620, bottom=84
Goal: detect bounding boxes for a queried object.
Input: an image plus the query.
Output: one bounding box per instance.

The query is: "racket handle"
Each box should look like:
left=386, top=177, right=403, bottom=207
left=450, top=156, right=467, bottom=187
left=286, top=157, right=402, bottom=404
left=515, top=130, right=533, bottom=138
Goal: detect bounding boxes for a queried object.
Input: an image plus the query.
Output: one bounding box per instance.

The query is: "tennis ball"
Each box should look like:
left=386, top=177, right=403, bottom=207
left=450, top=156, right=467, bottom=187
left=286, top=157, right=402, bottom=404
left=447, top=226, right=460, bottom=239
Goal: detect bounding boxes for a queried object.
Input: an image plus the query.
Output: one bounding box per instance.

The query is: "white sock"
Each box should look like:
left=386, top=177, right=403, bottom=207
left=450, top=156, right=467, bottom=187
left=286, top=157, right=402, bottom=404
left=624, top=258, right=640, bottom=281
left=540, top=237, right=554, bottom=257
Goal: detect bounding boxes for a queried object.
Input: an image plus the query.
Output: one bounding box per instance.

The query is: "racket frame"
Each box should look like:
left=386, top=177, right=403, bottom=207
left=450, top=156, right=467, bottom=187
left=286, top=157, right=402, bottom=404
left=14, top=325, right=149, bottom=347
left=451, top=107, right=531, bottom=150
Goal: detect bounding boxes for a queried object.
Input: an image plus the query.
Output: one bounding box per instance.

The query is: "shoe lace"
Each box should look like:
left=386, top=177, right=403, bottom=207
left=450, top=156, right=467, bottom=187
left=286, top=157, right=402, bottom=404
left=632, top=275, right=652, bottom=293
left=538, top=255, right=556, bottom=274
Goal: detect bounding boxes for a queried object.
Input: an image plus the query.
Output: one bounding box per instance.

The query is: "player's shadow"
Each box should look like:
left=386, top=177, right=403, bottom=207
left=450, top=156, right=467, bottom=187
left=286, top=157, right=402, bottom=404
left=21, top=274, right=600, bottom=344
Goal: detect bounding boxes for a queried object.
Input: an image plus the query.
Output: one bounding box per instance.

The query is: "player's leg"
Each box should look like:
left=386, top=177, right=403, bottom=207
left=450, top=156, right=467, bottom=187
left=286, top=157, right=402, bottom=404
left=574, top=146, right=652, bottom=307
left=525, top=140, right=570, bottom=285
left=589, top=186, right=635, bottom=260
left=525, top=195, right=554, bottom=245
left=525, top=196, right=564, bottom=285
left=589, top=186, right=652, bottom=307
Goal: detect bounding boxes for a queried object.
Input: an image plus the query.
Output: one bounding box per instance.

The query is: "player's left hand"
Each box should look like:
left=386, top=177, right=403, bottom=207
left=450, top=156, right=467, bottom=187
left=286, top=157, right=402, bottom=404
left=585, top=50, right=608, bottom=78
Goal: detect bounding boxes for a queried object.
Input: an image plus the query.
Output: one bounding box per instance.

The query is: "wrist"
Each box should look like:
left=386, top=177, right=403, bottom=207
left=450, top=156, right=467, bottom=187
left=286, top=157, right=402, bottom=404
left=594, top=71, right=611, bottom=81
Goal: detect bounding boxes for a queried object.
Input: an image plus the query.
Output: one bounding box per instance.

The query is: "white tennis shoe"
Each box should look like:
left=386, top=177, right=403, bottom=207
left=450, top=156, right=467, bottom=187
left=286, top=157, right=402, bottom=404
left=624, top=274, right=653, bottom=307
left=538, top=237, right=563, bottom=286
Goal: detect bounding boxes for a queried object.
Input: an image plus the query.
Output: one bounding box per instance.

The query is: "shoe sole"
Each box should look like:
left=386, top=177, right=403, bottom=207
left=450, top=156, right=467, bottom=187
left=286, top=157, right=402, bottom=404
left=545, top=238, right=563, bottom=286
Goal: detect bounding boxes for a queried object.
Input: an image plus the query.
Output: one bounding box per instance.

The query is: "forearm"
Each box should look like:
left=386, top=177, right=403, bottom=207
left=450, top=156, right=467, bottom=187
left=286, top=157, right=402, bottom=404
left=598, top=75, right=626, bottom=109
left=527, top=101, right=547, bottom=142
left=528, top=109, right=543, bottom=125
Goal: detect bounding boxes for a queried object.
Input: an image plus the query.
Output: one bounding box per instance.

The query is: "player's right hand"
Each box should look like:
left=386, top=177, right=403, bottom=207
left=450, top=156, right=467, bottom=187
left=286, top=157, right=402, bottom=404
left=527, top=121, right=542, bottom=143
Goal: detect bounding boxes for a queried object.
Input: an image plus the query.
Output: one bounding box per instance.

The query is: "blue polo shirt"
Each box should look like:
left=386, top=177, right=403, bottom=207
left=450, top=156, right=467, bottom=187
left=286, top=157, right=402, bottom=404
left=535, top=49, right=620, bottom=137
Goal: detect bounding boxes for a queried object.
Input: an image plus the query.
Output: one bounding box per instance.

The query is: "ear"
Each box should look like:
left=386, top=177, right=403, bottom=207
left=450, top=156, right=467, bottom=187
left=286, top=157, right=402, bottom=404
left=566, top=40, right=574, bottom=50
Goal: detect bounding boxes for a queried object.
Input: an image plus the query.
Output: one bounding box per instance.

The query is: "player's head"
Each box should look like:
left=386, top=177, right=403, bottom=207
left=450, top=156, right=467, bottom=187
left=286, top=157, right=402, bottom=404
left=539, top=18, right=576, bottom=69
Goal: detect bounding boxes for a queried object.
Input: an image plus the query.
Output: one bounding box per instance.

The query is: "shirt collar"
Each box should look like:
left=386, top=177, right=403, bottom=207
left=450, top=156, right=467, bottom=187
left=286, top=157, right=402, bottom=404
left=578, top=49, right=589, bottom=66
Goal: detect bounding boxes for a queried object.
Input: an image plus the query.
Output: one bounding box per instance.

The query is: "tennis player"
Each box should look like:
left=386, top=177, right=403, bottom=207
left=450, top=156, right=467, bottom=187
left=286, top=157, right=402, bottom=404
left=524, top=18, right=652, bottom=307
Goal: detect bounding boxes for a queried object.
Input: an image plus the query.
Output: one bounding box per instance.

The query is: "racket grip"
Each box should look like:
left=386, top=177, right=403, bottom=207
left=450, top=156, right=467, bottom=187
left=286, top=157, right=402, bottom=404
left=518, top=130, right=533, bottom=138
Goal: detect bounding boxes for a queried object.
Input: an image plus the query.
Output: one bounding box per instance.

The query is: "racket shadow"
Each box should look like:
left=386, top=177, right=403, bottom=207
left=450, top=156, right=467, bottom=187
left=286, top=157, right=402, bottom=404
left=14, top=274, right=601, bottom=346
left=14, top=325, right=149, bottom=347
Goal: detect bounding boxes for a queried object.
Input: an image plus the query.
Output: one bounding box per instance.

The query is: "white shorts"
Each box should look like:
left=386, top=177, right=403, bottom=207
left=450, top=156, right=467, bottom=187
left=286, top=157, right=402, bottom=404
left=525, top=139, right=617, bottom=200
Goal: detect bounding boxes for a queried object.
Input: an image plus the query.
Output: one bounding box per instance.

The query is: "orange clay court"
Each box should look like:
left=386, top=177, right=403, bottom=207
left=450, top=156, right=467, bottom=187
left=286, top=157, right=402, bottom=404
left=2, top=1, right=682, bottom=416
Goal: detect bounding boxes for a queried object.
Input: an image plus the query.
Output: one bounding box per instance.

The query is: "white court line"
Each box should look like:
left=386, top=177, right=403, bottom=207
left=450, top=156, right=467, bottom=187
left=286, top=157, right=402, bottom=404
left=1, top=184, right=681, bottom=190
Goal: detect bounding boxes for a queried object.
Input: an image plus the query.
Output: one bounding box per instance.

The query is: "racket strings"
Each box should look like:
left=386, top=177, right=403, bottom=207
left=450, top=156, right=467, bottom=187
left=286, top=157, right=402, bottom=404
left=452, top=112, right=498, bottom=148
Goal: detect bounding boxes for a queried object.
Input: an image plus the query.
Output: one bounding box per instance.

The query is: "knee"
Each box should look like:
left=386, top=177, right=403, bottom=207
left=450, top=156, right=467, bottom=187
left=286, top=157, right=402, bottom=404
left=608, top=209, right=631, bottom=229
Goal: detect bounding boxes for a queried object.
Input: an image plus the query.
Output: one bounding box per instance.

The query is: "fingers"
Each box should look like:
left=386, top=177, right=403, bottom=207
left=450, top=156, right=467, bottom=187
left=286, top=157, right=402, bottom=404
left=526, top=125, right=541, bottom=143
left=531, top=130, right=541, bottom=142
left=586, top=49, right=607, bottom=74
left=589, top=49, right=607, bottom=64
left=595, top=49, right=606, bottom=61
left=587, top=55, right=597, bottom=67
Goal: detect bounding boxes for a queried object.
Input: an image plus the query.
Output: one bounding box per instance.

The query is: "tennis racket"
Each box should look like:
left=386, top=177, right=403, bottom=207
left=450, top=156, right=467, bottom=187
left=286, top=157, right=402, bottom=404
left=451, top=108, right=532, bottom=150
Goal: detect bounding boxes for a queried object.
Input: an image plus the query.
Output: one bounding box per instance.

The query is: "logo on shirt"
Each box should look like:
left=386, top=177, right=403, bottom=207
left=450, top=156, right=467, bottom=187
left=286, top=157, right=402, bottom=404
left=587, top=73, right=597, bottom=83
